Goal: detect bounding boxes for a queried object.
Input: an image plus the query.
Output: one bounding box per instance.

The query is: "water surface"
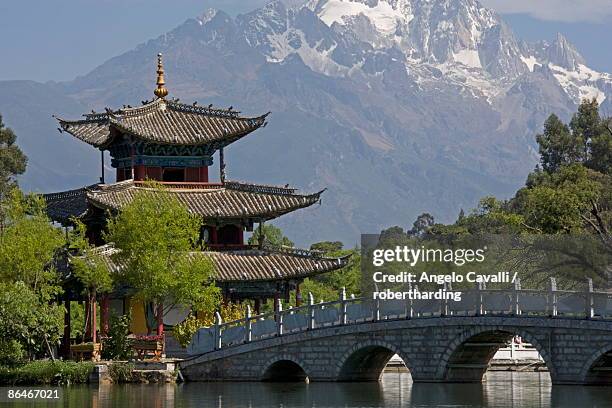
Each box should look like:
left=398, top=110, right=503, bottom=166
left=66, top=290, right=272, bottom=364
left=1, top=372, right=611, bottom=407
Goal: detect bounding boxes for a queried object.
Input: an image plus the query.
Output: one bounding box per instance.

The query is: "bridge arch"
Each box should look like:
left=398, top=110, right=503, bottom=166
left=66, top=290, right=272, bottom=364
left=260, top=354, right=309, bottom=382
left=436, top=326, right=555, bottom=383
left=580, top=343, right=612, bottom=385
left=336, top=340, right=410, bottom=381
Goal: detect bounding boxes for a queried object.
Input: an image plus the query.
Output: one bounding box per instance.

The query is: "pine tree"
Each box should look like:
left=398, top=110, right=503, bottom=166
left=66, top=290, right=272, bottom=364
left=0, top=114, right=27, bottom=201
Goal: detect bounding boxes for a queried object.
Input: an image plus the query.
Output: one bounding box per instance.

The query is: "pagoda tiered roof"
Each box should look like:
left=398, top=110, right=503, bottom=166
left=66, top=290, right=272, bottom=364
left=44, top=180, right=324, bottom=224
left=43, top=185, right=96, bottom=224
left=55, top=98, right=269, bottom=148
left=89, top=244, right=350, bottom=283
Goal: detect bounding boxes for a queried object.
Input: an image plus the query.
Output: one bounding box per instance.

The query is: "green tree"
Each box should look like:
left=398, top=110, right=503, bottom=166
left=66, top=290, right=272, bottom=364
left=248, top=224, right=294, bottom=247
left=301, top=242, right=360, bottom=302
left=519, top=164, right=603, bottom=234
left=0, top=190, right=64, bottom=299
left=536, top=113, right=582, bottom=173
left=589, top=119, right=612, bottom=174
left=409, top=213, right=435, bottom=236
left=69, top=221, right=114, bottom=342
left=569, top=98, right=600, bottom=161
left=310, top=241, right=343, bottom=253
left=0, top=282, right=64, bottom=365
left=105, top=184, right=219, bottom=335
left=379, top=226, right=405, bottom=242
left=536, top=99, right=611, bottom=175
left=0, top=114, right=27, bottom=207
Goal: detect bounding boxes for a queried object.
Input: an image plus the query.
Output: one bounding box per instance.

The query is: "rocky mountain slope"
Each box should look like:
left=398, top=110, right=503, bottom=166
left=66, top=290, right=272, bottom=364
left=1, top=0, right=611, bottom=245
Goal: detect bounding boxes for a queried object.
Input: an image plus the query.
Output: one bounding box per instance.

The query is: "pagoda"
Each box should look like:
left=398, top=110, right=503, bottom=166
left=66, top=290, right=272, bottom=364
left=43, top=54, right=349, bottom=353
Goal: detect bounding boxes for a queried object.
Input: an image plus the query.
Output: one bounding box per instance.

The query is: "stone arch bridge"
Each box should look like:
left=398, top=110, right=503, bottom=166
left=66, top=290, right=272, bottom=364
left=180, top=280, right=612, bottom=385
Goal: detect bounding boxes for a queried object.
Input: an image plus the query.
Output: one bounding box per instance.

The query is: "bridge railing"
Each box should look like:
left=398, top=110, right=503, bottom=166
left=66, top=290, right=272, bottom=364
left=186, top=278, right=612, bottom=356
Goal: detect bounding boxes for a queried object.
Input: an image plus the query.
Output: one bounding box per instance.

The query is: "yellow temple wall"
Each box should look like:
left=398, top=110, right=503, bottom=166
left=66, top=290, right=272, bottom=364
left=128, top=298, right=148, bottom=335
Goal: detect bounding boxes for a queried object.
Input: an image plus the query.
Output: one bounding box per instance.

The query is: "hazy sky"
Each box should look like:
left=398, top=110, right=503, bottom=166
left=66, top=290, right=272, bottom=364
left=1, top=0, right=612, bottom=82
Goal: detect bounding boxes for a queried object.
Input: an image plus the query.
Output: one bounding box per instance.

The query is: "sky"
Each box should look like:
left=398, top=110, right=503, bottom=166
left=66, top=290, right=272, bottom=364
left=1, top=0, right=612, bottom=82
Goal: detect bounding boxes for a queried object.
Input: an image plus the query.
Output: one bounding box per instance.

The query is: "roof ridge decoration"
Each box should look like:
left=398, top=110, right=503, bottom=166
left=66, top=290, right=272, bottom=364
left=224, top=180, right=299, bottom=195
left=112, top=98, right=165, bottom=118
left=43, top=185, right=93, bottom=201
left=259, top=244, right=352, bottom=262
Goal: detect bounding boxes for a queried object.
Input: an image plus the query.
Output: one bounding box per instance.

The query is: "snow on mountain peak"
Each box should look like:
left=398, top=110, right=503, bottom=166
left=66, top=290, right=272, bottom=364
left=314, top=0, right=412, bottom=34
left=197, top=8, right=220, bottom=26
left=198, top=0, right=611, bottom=106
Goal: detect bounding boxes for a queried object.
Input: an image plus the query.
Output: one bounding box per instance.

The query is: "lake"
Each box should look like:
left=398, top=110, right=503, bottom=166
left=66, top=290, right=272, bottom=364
left=1, top=372, right=611, bottom=407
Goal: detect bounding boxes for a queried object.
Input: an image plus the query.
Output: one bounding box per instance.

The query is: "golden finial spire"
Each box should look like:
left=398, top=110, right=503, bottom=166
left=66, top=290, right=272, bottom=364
left=154, top=53, right=169, bottom=99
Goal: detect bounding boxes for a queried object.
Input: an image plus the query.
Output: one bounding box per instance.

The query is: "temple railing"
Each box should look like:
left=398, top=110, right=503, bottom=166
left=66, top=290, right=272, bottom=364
left=187, top=278, right=612, bottom=356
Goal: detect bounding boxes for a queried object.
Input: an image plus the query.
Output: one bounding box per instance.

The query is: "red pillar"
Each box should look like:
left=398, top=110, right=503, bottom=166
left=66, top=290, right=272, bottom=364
left=211, top=227, right=218, bottom=245
left=134, top=165, right=145, bottom=181
left=200, top=166, right=209, bottom=182
left=101, top=294, right=110, bottom=336
left=238, top=226, right=244, bottom=245
left=156, top=303, right=164, bottom=336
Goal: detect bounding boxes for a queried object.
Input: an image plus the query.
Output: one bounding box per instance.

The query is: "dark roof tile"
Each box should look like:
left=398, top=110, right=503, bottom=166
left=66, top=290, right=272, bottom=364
left=56, top=99, right=268, bottom=147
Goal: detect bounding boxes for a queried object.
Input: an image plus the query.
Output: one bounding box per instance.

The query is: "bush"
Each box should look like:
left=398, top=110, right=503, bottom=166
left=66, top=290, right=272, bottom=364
left=0, top=361, right=94, bottom=385
left=173, top=303, right=245, bottom=347
left=107, top=362, right=134, bottom=383
left=0, top=339, right=25, bottom=368
left=101, top=314, right=132, bottom=360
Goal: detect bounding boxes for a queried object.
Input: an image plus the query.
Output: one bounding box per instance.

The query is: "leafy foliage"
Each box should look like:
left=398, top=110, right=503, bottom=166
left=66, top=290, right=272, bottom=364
left=105, top=182, right=219, bottom=318
left=101, top=314, right=133, bottom=360
left=173, top=303, right=245, bottom=347
left=301, top=242, right=360, bottom=302
left=0, top=190, right=64, bottom=299
left=0, top=361, right=94, bottom=385
left=248, top=224, right=294, bottom=247
left=70, top=221, right=113, bottom=296
left=0, top=282, right=64, bottom=366
left=537, top=98, right=612, bottom=174
left=0, top=190, right=65, bottom=364
left=0, top=114, right=27, bottom=206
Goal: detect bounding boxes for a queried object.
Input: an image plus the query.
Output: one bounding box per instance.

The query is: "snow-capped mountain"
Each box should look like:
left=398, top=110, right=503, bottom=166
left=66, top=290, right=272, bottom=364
left=2, top=0, right=611, bottom=245
left=238, top=0, right=612, bottom=106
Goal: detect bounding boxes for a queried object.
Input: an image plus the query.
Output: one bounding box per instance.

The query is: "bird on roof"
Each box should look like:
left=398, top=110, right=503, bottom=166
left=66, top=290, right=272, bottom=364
left=192, top=101, right=198, bottom=106
left=228, top=106, right=233, bottom=111
left=208, top=104, right=213, bottom=108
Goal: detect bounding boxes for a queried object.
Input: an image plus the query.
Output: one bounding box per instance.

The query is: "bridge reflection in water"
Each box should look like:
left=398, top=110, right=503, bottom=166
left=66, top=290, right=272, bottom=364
left=71, top=373, right=610, bottom=407
left=181, top=278, right=612, bottom=385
